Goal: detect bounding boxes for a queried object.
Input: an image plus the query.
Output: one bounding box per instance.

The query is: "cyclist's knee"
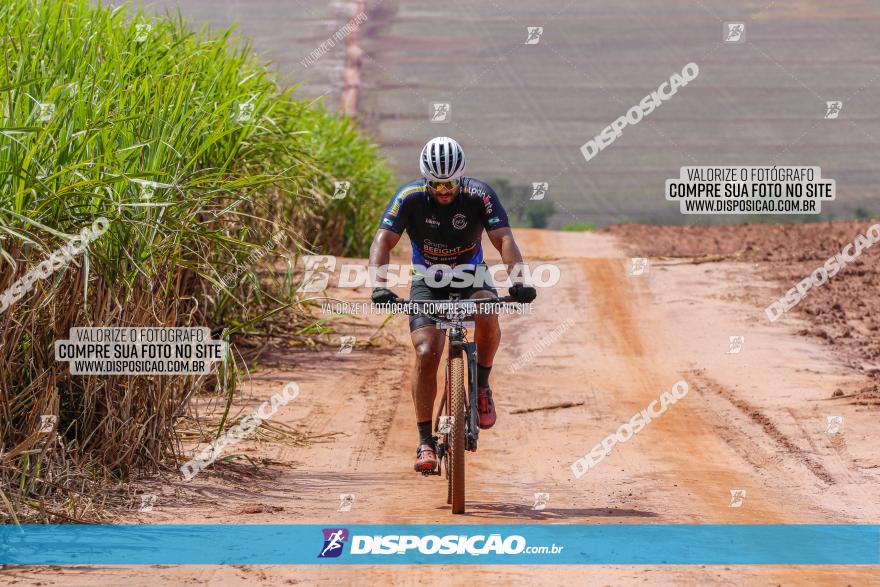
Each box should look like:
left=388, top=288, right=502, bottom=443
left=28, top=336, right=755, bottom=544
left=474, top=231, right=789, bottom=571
left=413, top=337, right=443, bottom=366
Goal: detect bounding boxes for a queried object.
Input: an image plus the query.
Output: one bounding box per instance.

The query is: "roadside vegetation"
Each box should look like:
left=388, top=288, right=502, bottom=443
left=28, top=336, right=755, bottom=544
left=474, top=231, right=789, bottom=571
left=490, top=179, right=555, bottom=229
left=561, top=223, right=597, bottom=232
left=0, top=0, right=394, bottom=522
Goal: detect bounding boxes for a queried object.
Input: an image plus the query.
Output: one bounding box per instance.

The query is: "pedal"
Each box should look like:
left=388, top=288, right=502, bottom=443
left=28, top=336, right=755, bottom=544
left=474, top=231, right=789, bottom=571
left=420, top=464, right=441, bottom=477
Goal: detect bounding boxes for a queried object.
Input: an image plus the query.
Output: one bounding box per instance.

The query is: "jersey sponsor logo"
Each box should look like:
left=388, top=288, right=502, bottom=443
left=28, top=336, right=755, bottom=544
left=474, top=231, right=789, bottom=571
left=425, top=216, right=440, bottom=227
left=382, top=218, right=394, bottom=226
left=466, top=183, right=487, bottom=199
left=452, top=213, right=468, bottom=230
left=482, top=194, right=493, bottom=214
left=488, top=217, right=501, bottom=226
left=388, top=198, right=401, bottom=217
left=422, top=240, right=476, bottom=258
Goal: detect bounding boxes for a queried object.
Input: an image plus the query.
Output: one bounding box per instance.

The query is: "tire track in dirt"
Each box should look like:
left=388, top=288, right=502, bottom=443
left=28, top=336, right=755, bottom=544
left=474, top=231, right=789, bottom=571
left=691, top=372, right=836, bottom=485
left=578, top=257, right=771, bottom=520
left=348, top=345, right=408, bottom=469
left=574, top=255, right=877, bottom=586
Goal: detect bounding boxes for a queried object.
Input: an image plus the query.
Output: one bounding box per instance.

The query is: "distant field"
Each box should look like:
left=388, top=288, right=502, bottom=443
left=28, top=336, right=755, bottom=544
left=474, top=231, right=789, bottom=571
left=361, top=0, right=880, bottom=226
left=115, top=0, right=353, bottom=101
left=121, top=0, right=880, bottom=227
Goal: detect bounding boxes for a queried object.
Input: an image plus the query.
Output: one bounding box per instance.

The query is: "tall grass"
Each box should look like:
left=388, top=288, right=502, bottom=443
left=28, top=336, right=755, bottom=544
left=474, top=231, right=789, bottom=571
left=0, top=0, right=394, bottom=522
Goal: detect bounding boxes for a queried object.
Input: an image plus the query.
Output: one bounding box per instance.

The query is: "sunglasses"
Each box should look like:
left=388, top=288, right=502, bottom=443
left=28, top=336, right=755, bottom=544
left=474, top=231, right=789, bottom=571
left=427, top=179, right=460, bottom=195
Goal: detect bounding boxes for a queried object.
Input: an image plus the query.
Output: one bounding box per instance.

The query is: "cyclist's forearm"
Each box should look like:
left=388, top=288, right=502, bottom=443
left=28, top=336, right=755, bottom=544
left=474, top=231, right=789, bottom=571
left=499, top=235, right=527, bottom=283
left=368, top=237, right=392, bottom=287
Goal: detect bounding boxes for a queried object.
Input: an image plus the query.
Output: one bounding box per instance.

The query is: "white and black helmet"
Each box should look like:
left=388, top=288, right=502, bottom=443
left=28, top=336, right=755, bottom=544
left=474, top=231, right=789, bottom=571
left=420, top=136, right=465, bottom=181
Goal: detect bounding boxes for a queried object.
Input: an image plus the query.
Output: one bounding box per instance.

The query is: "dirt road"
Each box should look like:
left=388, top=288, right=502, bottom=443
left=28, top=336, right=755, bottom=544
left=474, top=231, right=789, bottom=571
left=9, top=229, right=879, bottom=585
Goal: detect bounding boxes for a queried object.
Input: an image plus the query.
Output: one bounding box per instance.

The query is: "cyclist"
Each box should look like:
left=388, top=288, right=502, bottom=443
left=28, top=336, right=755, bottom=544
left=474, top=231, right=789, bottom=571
left=368, top=136, right=537, bottom=473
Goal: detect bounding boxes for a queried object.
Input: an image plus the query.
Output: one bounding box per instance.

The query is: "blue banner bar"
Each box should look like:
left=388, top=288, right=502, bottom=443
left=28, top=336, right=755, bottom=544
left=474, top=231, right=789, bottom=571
left=1, top=524, right=878, bottom=565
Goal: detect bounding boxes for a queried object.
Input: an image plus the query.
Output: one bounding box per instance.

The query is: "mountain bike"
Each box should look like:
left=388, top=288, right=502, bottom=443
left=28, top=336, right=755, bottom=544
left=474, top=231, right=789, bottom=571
left=392, top=294, right=516, bottom=514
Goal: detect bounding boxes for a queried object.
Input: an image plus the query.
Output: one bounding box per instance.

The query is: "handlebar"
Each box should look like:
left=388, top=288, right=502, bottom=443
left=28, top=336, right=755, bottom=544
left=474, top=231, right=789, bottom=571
left=393, top=295, right=515, bottom=306
left=377, top=295, right=518, bottom=320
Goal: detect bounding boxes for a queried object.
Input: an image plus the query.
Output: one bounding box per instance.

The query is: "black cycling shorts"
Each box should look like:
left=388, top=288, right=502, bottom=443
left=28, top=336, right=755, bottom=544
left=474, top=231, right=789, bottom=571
left=408, top=275, right=497, bottom=332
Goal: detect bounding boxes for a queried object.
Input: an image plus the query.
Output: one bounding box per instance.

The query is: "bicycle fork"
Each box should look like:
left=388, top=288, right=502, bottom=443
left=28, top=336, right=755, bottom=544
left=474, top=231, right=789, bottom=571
left=428, top=339, right=480, bottom=476
left=452, top=339, right=480, bottom=452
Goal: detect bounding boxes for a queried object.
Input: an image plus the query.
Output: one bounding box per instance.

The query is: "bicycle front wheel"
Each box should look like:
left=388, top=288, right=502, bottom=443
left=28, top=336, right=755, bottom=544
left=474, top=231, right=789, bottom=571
left=448, top=350, right=466, bottom=514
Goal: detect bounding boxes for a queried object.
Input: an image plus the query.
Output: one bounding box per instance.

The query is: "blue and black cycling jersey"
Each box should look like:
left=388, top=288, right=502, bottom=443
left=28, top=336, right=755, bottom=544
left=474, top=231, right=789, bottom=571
left=379, top=177, right=510, bottom=268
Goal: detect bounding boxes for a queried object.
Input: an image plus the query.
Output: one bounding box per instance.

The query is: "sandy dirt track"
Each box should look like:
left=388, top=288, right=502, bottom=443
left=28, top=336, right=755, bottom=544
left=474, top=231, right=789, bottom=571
left=5, top=228, right=879, bottom=586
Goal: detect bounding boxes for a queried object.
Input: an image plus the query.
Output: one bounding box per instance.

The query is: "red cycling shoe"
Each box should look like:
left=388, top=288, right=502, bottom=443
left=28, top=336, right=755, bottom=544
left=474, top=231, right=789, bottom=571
left=414, top=443, right=438, bottom=472
left=477, top=386, right=496, bottom=429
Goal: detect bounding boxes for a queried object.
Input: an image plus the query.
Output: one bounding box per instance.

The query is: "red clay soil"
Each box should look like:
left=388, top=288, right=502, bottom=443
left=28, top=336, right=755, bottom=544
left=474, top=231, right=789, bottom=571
left=604, top=221, right=880, bottom=404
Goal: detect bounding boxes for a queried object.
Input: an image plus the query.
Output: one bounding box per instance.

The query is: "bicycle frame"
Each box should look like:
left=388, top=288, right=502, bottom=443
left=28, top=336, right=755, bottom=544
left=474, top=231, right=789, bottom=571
left=442, top=313, right=480, bottom=453
left=391, top=294, right=514, bottom=474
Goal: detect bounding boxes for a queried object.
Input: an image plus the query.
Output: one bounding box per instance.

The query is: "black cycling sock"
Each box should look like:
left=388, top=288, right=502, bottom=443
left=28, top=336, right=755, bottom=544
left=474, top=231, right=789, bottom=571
left=417, top=420, right=434, bottom=447
left=477, top=363, right=492, bottom=389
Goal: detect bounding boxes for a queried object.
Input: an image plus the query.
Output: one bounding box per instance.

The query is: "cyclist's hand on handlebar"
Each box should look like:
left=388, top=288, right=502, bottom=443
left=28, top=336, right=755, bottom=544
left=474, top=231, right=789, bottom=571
left=371, top=287, right=399, bottom=304
left=509, top=283, right=537, bottom=303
